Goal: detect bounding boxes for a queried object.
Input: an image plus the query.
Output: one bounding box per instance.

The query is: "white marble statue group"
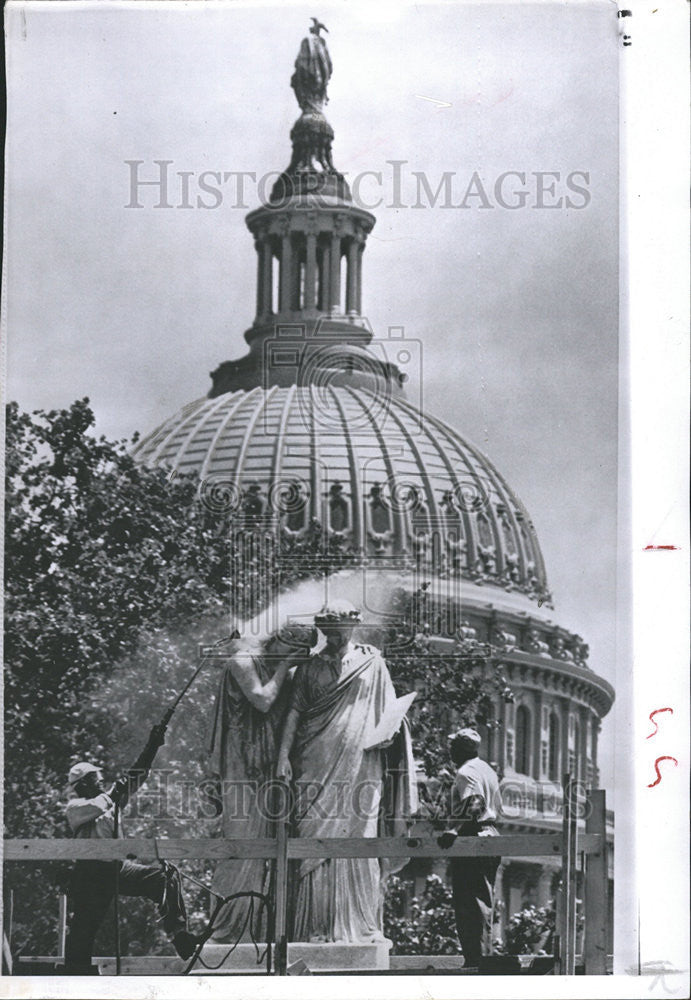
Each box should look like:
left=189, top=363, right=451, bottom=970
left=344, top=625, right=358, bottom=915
left=207, top=600, right=418, bottom=944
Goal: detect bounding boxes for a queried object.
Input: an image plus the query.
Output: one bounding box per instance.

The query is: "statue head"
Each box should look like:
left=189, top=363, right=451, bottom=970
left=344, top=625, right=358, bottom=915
left=268, top=624, right=317, bottom=658
left=314, top=600, right=362, bottom=649
left=309, top=17, right=328, bottom=37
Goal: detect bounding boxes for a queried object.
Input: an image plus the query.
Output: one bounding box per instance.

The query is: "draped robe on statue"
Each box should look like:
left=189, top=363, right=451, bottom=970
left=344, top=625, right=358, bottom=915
left=288, top=642, right=417, bottom=942
left=208, top=652, right=289, bottom=941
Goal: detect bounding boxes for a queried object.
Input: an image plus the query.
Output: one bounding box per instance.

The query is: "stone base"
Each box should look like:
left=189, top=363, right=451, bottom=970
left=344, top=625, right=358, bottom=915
left=200, top=939, right=392, bottom=973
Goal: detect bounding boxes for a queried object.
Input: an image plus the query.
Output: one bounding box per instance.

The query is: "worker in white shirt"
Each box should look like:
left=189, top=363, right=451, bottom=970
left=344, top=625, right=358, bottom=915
left=63, top=725, right=201, bottom=973
left=437, top=727, right=502, bottom=970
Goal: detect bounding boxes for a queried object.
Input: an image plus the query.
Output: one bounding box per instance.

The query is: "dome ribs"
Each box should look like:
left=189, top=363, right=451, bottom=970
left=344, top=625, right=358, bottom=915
left=447, top=427, right=542, bottom=593
left=357, top=386, right=443, bottom=551
left=306, top=387, right=321, bottom=526
left=485, top=456, right=550, bottom=593
left=380, top=391, right=478, bottom=572
left=169, top=393, right=234, bottom=474
left=270, top=383, right=299, bottom=531
left=230, top=386, right=276, bottom=492
left=133, top=386, right=549, bottom=601
left=341, top=385, right=407, bottom=555
left=198, top=391, right=256, bottom=484
left=392, top=393, right=546, bottom=596
left=327, top=386, right=363, bottom=552
left=391, top=395, right=491, bottom=572
left=425, top=415, right=504, bottom=576
left=140, top=397, right=207, bottom=468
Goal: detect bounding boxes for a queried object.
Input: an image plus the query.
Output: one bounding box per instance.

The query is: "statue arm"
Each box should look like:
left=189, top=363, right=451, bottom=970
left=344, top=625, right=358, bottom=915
left=229, top=651, right=293, bottom=714
left=276, top=706, right=300, bottom=780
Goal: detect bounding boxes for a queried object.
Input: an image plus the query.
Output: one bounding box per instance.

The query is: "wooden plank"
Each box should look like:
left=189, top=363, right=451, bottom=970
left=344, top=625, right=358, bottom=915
left=583, top=789, right=608, bottom=975
left=3, top=839, right=279, bottom=861
left=3, top=833, right=602, bottom=862
left=57, top=895, right=67, bottom=961
left=286, top=835, right=569, bottom=858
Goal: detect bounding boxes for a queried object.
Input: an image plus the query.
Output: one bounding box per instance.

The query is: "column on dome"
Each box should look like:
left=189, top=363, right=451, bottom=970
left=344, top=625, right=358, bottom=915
left=330, top=231, right=342, bottom=311
left=532, top=690, right=543, bottom=780
left=255, top=238, right=264, bottom=319
left=579, top=703, right=590, bottom=784
left=496, top=698, right=509, bottom=774
left=261, top=240, right=273, bottom=317
left=346, top=237, right=358, bottom=313
left=571, top=712, right=581, bottom=780
left=304, top=232, right=317, bottom=310
left=559, top=695, right=571, bottom=781
left=290, top=235, right=302, bottom=310
left=592, top=717, right=601, bottom=786
left=319, top=237, right=331, bottom=311
left=356, top=237, right=364, bottom=312
left=279, top=231, right=292, bottom=312
left=488, top=698, right=500, bottom=765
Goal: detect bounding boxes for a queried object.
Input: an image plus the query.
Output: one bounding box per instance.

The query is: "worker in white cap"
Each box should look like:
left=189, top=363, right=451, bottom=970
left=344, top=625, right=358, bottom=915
left=63, top=728, right=202, bottom=973
left=437, top=727, right=502, bottom=970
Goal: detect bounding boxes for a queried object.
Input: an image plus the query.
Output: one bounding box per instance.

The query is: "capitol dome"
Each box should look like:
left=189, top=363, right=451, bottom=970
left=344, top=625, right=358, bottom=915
left=134, top=23, right=613, bottom=937
left=133, top=383, right=550, bottom=604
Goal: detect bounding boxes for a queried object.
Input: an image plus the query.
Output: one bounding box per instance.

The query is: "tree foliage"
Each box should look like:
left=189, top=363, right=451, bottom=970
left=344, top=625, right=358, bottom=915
left=383, top=874, right=460, bottom=956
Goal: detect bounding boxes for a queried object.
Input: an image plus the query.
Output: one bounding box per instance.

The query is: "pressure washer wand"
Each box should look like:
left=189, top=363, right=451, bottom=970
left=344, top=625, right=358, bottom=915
left=157, top=630, right=241, bottom=730
left=158, top=656, right=210, bottom=729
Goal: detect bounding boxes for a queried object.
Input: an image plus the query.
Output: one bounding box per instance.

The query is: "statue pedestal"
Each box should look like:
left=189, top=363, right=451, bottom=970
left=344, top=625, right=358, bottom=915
left=200, top=939, right=392, bottom=973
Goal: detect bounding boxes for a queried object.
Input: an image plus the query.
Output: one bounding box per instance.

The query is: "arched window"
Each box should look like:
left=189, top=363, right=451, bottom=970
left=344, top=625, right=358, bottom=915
left=548, top=712, right=561, bottom=781
left=441, top=491, right=464, bottom=547
left=241, top=484, right=264, bottom=523
left=328, top=482, right=349, bottom=532
left=477, top=511, right=493, bottom=547
left=515, top=705, right=531, bottom=776
left=368, top=484, right=390, bottom=534
left=284, top=482, right=308, bottom=533
left=411, top=494, right=429, bottom=538
left=500, top=511, right=517, bottom=554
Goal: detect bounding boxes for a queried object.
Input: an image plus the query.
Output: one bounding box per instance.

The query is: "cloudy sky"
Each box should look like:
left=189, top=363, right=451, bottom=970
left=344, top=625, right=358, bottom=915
left=4, top=0, right=620, bottom=784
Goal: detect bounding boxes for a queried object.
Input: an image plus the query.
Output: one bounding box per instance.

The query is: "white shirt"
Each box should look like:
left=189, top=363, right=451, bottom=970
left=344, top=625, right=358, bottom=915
left=65, top=792, right=122, bottom=839
left=453, top=757, right=502, bottom=832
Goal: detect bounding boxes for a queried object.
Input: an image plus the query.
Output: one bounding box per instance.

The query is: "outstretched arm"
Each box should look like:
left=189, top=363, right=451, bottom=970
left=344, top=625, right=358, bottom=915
left=110, top=724, right=167, bottom=807
left=230, top=651, right=294, bottom=714
left=276, top=707, right=300, bottom=781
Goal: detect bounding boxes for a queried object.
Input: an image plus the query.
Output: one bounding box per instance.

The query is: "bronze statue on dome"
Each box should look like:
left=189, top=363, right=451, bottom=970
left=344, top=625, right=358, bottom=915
left=270, top=22, right=350, bottom=203
left=291, top=18, right=332, bottom=114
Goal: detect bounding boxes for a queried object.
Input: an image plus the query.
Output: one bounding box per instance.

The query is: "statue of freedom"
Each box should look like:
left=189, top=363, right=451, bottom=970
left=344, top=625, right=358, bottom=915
left=290, top=18, right=333, bottom=114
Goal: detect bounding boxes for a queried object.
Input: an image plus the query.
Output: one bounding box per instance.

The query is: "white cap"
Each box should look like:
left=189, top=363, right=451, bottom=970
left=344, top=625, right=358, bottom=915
left=449, top=727, right=482, bottom=751
left=67, top=761, right=102, bottom=787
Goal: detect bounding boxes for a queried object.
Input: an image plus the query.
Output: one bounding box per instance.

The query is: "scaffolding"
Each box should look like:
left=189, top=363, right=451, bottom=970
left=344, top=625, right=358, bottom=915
left=3, top=783, right=608, bottom=976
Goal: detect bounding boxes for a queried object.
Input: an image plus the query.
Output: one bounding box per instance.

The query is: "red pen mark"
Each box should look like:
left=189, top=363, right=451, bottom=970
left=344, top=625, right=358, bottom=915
left=643, top=544, right=679, bottom=551
left=647, top=756, right=678, bottom=788
left=647, top=707, right=673, bottom=739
